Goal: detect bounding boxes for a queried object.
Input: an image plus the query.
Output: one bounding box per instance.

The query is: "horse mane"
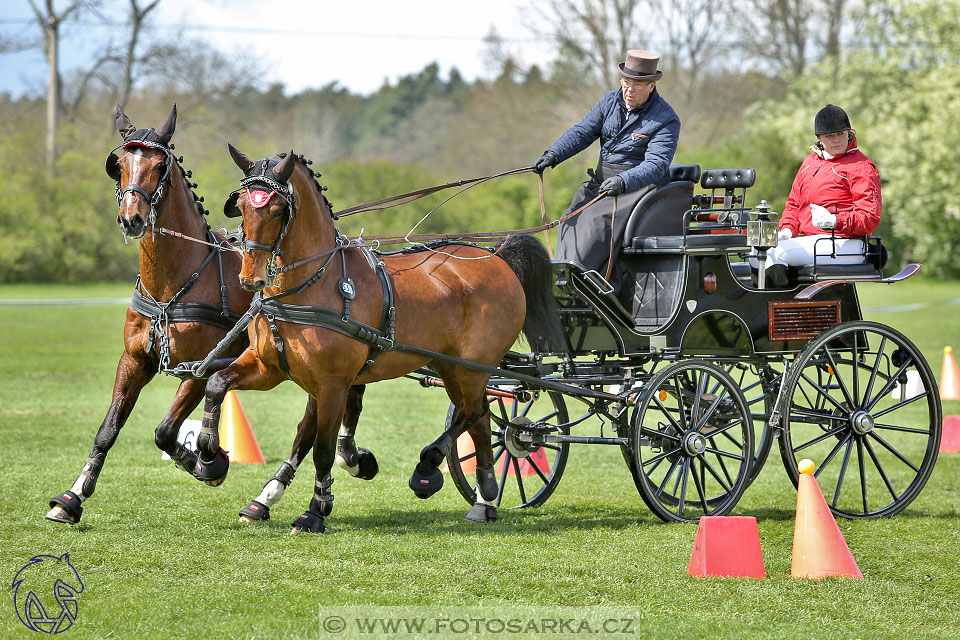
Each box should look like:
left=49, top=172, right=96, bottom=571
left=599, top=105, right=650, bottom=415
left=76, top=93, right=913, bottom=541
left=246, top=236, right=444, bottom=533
left=287, top=153, right=331, bottom=215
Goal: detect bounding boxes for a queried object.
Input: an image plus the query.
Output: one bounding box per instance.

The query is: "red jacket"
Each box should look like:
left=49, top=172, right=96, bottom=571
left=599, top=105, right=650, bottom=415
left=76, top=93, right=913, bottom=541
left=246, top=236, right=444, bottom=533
left=779, top=136, right=882, bottom=238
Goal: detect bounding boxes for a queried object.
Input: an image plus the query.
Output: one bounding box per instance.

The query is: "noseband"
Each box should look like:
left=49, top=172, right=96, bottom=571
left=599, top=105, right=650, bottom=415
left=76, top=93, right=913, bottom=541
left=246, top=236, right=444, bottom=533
left=109, top=130, right=175, bottom=230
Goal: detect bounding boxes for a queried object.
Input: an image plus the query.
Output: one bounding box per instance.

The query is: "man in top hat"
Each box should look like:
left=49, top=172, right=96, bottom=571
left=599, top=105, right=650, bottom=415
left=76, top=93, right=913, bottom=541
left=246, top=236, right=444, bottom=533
left=533, top=49, right=681, bottom=281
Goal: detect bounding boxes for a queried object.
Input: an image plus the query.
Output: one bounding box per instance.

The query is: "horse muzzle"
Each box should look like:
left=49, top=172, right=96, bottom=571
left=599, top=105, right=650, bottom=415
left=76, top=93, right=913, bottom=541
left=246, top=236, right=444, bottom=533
left=117, top=212, right=147, bottom=238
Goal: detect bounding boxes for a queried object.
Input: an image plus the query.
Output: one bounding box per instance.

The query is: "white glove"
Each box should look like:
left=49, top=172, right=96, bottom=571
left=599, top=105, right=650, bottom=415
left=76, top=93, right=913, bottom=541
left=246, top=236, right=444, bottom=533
left=778, top=228, right=793, bottom=241
left=810, top=203, right=836, bottom=230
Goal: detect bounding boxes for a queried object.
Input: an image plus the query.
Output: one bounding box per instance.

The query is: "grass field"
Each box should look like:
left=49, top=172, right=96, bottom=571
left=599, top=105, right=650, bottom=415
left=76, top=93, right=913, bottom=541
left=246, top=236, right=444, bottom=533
left=1, top=279, right=959, bottom=639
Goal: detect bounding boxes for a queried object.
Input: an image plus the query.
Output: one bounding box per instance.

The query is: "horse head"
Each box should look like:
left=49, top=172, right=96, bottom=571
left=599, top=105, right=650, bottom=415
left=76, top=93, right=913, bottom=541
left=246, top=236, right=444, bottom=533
left=223, top=144, right=300, bottom=291
left=106, top=104, right=178, bottom=238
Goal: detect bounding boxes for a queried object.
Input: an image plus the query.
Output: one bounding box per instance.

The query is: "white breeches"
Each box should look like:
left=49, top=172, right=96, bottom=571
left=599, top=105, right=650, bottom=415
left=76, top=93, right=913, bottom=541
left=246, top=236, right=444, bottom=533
left=750, top=235, right=866, bottom=267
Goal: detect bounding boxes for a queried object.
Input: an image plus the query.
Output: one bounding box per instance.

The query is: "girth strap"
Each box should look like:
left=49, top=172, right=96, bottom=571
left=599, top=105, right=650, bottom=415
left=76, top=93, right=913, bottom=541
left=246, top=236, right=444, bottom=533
left=259, top=298, right=395, bottom=351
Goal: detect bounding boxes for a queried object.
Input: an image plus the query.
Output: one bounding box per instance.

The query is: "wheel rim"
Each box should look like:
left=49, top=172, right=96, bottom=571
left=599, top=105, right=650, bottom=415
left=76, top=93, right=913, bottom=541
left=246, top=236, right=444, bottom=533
left=445, top=390, right=569, bottom=509
left=631, top=360, right=754, bottom=523
left=780, top=321, right=941, bottom=518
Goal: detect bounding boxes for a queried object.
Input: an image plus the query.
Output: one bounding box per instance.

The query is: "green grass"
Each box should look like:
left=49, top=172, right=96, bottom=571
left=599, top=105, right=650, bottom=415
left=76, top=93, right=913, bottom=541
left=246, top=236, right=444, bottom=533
left=1, top=280, right=959, bottom=639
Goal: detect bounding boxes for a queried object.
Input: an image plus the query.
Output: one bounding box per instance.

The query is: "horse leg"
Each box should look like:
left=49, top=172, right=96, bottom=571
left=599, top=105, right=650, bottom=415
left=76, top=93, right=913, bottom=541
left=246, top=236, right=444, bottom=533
left=335, top=385, right=379, bottom=480
left=291, top=388, right=348, bottom=534
left=238, top=395, right=318, bottom=523
left=46, top=352, right=155, bottom=524
left=153, top=378, right=208, bottom=475
left=195, top=350, right=285, bottom=487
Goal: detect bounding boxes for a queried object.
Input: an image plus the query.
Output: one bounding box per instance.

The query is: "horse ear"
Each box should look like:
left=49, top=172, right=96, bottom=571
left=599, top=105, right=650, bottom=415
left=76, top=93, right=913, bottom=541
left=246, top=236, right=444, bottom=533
left=115, top=104, right=136, bottom=140
left=273, top=150, right=296, bottom=183
left=223, top=192, right=242, bottom=218
left=105, top=153, right=121, bottom=181
left=228, top=143, right=256, bottom=174
left=156, top=104, right=177, bottom=144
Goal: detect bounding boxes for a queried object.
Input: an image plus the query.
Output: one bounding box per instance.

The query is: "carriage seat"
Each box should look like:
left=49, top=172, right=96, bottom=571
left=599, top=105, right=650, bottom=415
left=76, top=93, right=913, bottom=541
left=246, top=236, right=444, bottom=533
left=736, top=237, right=888, bottom=287
left=621, top=165, right=701, bottom=245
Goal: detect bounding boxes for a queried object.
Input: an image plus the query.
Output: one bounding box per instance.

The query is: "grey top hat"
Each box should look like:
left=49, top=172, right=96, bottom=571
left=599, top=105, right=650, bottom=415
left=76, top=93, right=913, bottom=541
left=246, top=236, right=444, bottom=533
left=618, top=50, right=662, bottom=81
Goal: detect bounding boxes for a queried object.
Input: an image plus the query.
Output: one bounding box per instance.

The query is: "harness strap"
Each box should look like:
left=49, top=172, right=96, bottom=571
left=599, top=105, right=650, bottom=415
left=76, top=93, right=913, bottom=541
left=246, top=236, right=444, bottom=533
left=265, top=313, right=290, bottom=376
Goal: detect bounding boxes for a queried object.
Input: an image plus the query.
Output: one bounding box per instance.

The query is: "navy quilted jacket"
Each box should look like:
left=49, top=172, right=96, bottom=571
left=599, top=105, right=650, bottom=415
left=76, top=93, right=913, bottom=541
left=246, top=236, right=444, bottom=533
left=546, top=88, right=681, bottom=193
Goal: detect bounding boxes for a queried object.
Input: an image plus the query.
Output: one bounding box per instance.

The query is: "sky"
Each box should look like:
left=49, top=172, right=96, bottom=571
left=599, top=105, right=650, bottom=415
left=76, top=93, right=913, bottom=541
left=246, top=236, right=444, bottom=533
left=0, top=0, right=554, bottom=98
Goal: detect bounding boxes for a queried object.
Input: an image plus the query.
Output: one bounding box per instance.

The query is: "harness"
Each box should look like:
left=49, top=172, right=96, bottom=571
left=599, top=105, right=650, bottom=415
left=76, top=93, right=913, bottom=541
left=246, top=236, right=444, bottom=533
left=257, top=236, right=397, bottom=380
left=131, top=229, right=241, bottom=372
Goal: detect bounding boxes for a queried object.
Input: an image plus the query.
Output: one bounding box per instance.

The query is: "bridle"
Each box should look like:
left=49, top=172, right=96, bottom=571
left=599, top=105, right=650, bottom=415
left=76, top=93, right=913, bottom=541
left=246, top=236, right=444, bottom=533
left=107, top=130, right=175, bottom=234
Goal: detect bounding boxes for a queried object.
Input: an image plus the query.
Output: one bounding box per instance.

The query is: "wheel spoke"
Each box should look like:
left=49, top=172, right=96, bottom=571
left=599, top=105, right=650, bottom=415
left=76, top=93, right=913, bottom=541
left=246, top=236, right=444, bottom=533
left=872, top=422, right=931, bottom=435
left=831, top=435, right=855, bottom=508
left=799, top=371, right=849, bottom=413
left=527, top=454, right=550, bottom=484
left=863, top=437, right=899, bottom=501
left=865, top=358, right=913, bottom=412
left=703, top=446, right=745, bottom=461
left=851, top=335, right=860, bottom=408
left=699, top=454, right=733, bottom=494
left=512, top=457, right=528, bottom=504
left=788, top=407, right=847, bottom=423
left=672, top=376, right=689, bottom=431
left=642, top=445, right=684, bottom=468
left=791, top=425, right=847, bottom=452
left=677, top=458, right=690, bottom=518
left=861, top=336, right=887, bottom=405
left=813, top=432, right=852, bottom=480
left=867, top=431, right=921, bottom=473
left=458, top=450, right=478, bottom=464
left=822, top=347, right=856, bottom=409
left=639, top=426, right=682, bottom=443
left=707, top=436, right=734, bottom=486
left=690, top=458, right=710, bottom=513
left=654, top=455, right=683, bottom=499
left=690, top=370, right=704, bottom=428
left=857, top=437, right=868, bottom=513
left=652, top=396, right=685, bottom=434
left=871, top=392, right=927, bottom=419
left=495, top=458, right=509, bottom=508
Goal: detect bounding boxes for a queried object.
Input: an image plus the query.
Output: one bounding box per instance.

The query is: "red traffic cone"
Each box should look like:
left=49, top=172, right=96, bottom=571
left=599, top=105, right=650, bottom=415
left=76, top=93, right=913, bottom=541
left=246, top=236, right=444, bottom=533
left=688, top=516, right=766, bottom=578
left=941, top=346, right=960, bottom=401
left=940, top=415, right=960, bottom=453
left=218, top=390, right=265, bottom=464
left=791, top=460, right=863, bottom=579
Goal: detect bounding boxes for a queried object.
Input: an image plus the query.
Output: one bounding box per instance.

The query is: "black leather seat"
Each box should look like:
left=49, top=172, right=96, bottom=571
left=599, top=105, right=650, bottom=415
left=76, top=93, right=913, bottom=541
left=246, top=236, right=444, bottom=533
left=622, top=164, right=701, bottom=246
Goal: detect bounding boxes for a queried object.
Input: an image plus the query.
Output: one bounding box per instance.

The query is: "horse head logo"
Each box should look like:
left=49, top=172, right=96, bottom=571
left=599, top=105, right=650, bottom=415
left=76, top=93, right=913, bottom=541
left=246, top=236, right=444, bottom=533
left=11, top=553, right=84, bottom=634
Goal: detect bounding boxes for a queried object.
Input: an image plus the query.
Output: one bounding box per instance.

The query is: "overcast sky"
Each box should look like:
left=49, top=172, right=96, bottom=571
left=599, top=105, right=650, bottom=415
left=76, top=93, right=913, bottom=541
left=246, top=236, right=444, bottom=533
left=0, top=0, right=554, bottom=98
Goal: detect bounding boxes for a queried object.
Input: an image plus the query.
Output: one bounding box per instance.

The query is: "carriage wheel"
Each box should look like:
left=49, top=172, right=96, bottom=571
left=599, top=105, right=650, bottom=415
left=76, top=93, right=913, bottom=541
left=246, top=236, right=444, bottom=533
left=444, top=390, right=570, bottom=509
left=629, top=360, right=754, bottom=523
left=778, top=321, right=940, bottom=519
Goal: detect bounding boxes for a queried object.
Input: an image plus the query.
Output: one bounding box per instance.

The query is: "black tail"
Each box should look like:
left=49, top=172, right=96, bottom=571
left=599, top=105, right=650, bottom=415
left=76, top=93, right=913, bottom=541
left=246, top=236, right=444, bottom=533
left=494, top=234, right=566, bottom=353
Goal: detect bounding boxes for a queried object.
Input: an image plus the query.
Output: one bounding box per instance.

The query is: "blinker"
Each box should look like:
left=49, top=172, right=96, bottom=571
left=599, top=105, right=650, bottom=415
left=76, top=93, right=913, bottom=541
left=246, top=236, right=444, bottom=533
left=246, top=188, right=275, bottom=209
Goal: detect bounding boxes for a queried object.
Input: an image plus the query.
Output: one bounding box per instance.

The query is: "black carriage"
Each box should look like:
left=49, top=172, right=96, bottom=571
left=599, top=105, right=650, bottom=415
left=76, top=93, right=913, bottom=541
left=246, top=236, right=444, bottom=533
left=441, top=165, right=941, bottom=523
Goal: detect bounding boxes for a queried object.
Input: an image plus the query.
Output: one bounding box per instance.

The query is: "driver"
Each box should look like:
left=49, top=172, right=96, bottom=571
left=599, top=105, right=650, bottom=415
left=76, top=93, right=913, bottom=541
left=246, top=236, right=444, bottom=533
left=765, top=104, right=882, bottom=267
left=532, top=49, right=681, bottom=281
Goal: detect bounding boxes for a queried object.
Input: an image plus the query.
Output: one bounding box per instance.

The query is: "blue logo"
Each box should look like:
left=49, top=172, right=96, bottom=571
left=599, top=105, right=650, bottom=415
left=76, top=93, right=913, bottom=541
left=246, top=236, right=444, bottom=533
left=11, top=553, right=83, bottom=634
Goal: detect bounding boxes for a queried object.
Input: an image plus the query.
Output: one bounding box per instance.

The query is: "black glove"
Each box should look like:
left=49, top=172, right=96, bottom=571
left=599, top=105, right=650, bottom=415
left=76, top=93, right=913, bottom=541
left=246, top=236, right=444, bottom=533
left=532, top=151, right=559, bottom=175
left=599, top=175, right=625, bottom=196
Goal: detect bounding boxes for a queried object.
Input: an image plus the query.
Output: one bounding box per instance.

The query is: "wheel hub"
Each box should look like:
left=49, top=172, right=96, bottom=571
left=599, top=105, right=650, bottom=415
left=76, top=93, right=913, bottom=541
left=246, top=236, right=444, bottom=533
left=850, top=410, right=875, bottom=435
left=683, top=431, right=707, bottom=456
left=503, top=416, right=535, bottom=458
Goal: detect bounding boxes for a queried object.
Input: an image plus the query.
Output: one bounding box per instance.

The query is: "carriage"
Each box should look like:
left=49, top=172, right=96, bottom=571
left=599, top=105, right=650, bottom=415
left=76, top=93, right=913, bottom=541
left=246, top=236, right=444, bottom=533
left=54, top=110, right=937, bottom=531
left=435, top=164, right=940, bottom=524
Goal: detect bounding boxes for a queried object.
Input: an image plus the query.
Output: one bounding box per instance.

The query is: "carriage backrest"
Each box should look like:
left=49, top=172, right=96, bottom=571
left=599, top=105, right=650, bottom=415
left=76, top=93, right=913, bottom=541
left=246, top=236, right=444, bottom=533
left=622, top=164, right=701, bottom=242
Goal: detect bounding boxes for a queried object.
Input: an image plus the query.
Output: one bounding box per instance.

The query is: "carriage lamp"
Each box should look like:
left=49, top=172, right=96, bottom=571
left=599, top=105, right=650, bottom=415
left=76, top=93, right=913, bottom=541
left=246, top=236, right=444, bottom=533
left=748, top=200, right=780, bottom=289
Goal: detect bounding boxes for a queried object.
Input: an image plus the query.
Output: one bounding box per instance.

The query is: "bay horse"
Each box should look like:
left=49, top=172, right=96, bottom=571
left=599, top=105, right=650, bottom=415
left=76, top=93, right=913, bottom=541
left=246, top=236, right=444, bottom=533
left=196, top=145, right=563, bottom=532
left=45, top=106, right=376, bottom=525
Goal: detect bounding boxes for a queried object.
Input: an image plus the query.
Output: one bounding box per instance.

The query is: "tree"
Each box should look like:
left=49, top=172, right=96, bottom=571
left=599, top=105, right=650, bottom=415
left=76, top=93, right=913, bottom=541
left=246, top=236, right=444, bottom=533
left=27, top=0, right=94, bottom=172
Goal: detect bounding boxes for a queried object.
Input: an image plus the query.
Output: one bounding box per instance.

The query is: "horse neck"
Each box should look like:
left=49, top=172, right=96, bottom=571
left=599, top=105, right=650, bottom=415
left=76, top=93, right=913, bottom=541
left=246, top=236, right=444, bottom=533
left=137, top=165, right=213, bottom=299
left=273, top=169, right=338, bottom=292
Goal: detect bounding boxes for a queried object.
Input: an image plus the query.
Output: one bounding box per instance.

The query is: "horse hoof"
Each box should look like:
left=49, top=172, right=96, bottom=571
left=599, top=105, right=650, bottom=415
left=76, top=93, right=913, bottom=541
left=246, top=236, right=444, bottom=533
left=46, top=491, right=82, bottom=524
left=290, top=511, right=325, bottom=533
left=409, top=466, right=443, bottom=499
left=238, top=500, right=270, bottom=522
left=193, top=449, right=230, bottom=487
left=356, top=448, right=379, bottom=480
left=465, top=503, right=498, bottom=523
left=44, top=505, right=77, bottom=525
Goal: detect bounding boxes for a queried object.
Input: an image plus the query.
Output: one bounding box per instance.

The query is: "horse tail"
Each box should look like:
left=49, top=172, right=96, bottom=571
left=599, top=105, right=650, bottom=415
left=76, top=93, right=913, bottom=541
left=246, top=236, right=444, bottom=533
left=494, top=234, right=566, bottom=353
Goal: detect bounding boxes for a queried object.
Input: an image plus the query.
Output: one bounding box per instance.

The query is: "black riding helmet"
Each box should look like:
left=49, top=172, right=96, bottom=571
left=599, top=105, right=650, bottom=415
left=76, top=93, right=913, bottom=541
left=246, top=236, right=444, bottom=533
left=814, top=104, right=851, bottom=135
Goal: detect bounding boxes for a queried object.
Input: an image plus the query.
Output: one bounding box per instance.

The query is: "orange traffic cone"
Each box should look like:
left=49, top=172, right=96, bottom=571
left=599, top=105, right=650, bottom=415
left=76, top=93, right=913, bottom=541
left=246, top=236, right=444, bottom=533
left=442, top=432, right=477, bottom=474
left=941, top=346, right=960, bottom=401
left=688, top=516, right=766, bottom=578
left=791, top=460, right=863, bottom=579
left=499, top=448, right=551, bottom=477
left=218, top=390, right=265, bottom=464
left=940, top=415, right=960, bottom=453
